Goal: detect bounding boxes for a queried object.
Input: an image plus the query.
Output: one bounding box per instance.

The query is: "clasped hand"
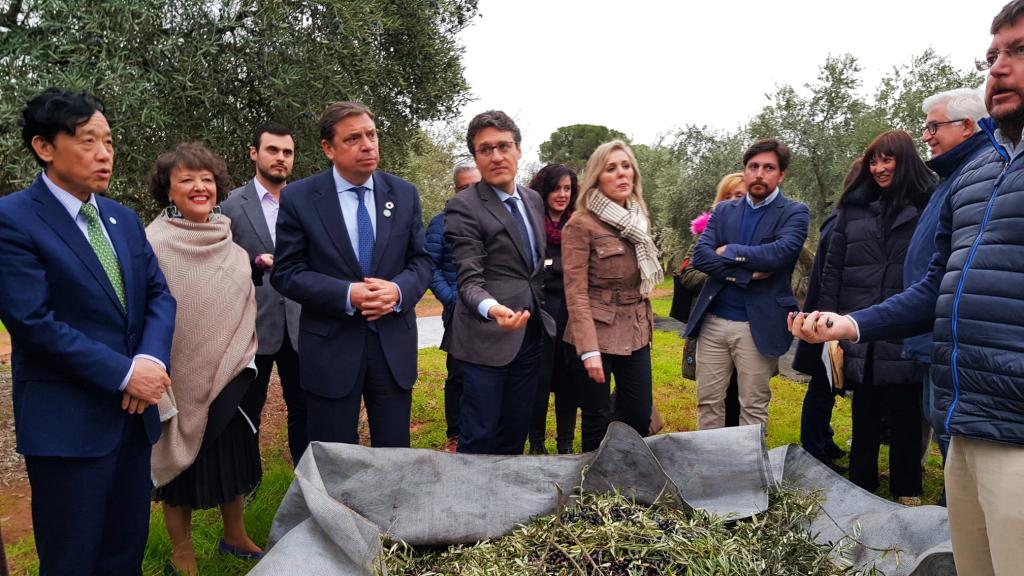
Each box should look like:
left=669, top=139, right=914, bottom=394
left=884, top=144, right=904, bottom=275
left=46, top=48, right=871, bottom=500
left=122, top=357, right=171, bottom=414
left=351, top=278, right=401, bottom=321
left=715, top=245, right=771, bottom=280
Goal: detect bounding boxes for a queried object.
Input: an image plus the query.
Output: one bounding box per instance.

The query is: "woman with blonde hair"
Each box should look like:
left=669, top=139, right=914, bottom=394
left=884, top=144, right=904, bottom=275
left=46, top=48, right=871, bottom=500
left=562, top=140, right=662, bottom=450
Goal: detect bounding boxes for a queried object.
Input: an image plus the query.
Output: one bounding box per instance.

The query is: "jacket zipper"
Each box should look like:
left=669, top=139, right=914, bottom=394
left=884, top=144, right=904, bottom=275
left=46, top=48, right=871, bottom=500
left=945, top=161, right=1008, bottom=434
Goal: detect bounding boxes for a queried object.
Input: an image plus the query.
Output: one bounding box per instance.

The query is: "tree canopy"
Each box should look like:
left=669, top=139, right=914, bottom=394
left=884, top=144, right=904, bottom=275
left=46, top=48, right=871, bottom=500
left=0, top=0, right=478, bottom=216
left=538, top=124, right=629, bottom=174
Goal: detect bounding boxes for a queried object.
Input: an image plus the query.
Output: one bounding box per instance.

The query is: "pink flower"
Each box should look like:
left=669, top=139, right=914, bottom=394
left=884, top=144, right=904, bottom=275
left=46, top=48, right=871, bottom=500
left=690, top=212, right=712, bottom=236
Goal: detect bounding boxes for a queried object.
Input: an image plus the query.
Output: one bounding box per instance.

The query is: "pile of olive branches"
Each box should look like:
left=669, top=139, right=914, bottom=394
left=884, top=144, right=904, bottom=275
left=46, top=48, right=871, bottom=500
left=376, top=487, right=891, bottom=576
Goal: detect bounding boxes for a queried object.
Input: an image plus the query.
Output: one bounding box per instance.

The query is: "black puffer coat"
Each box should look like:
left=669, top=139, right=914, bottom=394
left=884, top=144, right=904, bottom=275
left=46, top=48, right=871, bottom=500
left=818, top=184, right=925, bottom=387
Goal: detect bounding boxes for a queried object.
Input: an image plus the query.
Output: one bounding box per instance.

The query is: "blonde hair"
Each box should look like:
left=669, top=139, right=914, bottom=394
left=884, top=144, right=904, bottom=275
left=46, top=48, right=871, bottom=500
left=713, top=172, right=745, bottom=207
left=575, top=140, right=648, bottom=216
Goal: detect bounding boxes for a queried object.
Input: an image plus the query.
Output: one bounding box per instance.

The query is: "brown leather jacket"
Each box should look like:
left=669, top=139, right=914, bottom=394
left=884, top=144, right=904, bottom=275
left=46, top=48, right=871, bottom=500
left=561, top=211, right=653, bottom=356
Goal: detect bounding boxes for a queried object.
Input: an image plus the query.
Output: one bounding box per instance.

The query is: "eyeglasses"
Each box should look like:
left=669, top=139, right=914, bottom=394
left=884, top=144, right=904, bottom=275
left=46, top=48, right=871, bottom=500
left=474, top=141, right=517, bottom=158
left=977, top=45, right=1024, bottom=71
left=924, top=119, right=966, bottom=135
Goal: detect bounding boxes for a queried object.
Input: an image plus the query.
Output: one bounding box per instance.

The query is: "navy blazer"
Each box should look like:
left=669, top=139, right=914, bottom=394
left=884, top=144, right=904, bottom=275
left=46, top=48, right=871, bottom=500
left=684, top=192, right=809, bottom=358
left=271, top=169, right=431, bottom=399
left=0, top=176, right=176, bottom=457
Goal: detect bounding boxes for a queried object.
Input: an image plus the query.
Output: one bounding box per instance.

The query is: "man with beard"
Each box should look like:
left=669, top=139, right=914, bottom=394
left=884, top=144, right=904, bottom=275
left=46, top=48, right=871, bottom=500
left=790, top=2, right=1024, bottom=572
left=222, top=122, right=308, bottom=464
left=685, top=139, right=808, bottom=430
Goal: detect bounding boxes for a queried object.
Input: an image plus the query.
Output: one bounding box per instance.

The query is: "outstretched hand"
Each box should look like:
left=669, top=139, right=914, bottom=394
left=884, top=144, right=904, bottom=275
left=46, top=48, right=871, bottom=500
left=787, top=311, right=857, bottom=344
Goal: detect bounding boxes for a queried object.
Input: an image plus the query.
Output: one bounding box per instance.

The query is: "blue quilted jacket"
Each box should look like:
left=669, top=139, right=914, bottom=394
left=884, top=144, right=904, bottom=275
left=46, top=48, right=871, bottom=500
left=854, top=117, right=1024, bottom=445
left=426, top=211, right=458, bottom=313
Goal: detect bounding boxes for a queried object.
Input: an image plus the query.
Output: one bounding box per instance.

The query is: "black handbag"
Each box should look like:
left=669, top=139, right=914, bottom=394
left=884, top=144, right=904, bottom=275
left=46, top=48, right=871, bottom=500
left=682, top=338, right=697, bottom=380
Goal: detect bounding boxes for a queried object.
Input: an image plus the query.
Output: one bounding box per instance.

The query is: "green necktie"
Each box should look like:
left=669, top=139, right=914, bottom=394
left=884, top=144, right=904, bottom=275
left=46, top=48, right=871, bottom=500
left=79, top=203, right=126, bottom=308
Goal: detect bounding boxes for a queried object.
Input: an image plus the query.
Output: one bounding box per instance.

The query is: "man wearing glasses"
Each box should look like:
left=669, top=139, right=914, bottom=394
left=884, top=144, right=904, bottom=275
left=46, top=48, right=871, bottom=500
left=443, top=111, right=554, bottom=454
left=790, top=2, right=1024, bottom=573
left=906, top=88, right=988, bottom=478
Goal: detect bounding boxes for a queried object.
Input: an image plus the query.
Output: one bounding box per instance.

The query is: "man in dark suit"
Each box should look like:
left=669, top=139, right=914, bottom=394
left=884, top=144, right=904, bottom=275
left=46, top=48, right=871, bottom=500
left=686, top=138, right=808, bottom=430
left=444, top=110, right=555, bottom=454
left=0, top=89, right=176, bottom=575
left=221, top=122, right=308, bottom=464
left=272, top=102, right=431, bottom=447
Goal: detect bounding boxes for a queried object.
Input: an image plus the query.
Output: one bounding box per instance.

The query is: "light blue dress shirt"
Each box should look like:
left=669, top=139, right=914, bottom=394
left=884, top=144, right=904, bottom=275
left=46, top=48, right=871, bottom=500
left=41, top=172, right=166, bottom=391
left=332, top=169, right=402, bottom=315
left=477, top=185, right=538, bottom=320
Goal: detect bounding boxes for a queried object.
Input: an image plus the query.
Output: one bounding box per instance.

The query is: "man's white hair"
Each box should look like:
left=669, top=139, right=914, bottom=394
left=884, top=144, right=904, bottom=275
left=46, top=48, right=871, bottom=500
left=921, top=87, right=987, bottom=133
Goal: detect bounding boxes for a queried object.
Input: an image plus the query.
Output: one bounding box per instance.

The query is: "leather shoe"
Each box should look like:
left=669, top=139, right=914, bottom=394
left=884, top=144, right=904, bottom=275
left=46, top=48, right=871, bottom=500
left=218, top=539, right=264, bottom=560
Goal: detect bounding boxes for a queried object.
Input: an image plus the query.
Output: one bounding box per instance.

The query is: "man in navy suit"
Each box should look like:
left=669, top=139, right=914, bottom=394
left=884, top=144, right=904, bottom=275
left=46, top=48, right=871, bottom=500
left=0, top=89, right=176, bottom=575
left=685, top=139, right=808, bottom=430
left=272, top=101, right=431, bottom=447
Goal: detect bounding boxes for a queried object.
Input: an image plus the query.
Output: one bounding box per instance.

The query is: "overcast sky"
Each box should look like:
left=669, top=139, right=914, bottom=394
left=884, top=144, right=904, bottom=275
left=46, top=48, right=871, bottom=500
left=454, top=0, right=1000, bottom=163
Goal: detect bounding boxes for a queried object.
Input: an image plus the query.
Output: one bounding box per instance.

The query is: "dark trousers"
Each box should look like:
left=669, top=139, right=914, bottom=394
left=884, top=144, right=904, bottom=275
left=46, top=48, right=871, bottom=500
left=305, top=332, right=412, bottom=448
left=529, top=338, right=580, bottom=453
left=25, top=415, right=151, bottom=576
left=724, top=372, right=741, bottom=427
left=576, top=345, right=653, bottom=453
left=251, top=331, right=308, bottom=464
left=458, top=329, right=543, bottom=455
left=850, top=363, right=923, bottom=497
left=443, top=353, right=464, bottom=439
left=800, top=368, right=838, bottom=463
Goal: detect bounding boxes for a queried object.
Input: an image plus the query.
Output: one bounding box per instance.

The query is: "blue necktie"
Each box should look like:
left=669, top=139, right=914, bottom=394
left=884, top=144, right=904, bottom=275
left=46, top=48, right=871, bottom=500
left=504, top=197, right=534, bottom=272
left=352, top=186, right=374, bottom=276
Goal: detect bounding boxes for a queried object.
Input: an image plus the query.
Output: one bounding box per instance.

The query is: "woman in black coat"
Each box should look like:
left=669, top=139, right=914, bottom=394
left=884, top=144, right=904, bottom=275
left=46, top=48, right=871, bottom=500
left=527, top=164, right=579, bottom=454
left=818, top=131, right=937, bottom=503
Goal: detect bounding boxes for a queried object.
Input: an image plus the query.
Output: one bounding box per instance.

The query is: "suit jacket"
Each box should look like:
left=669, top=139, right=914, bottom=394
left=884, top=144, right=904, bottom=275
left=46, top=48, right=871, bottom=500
left=0, top=176, right=176, bottom=457
left=685, top=192, right=809, bottom=358
left=270, top=169, right=431, bottom=398
left=443, top=182, right=555, bottom=366
left=221, top=180, right=301, bottom=354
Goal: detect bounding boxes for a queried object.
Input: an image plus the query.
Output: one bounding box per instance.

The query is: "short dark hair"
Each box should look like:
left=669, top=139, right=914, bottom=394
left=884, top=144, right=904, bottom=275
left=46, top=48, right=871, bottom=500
left=148, top=143, right=232, bottom=208
left=20, top=88, right=106, bottom=168
left=992, top=0, right=1024, bottom=33
left=251, top=122, right=293, bottom=150
left=742, top=139, right=791, bottom=172
left=466, top=110, right=521, bottom=156
left=528, top=163, right=579, bottom=216
left=319, top=101, right=373, bottom=143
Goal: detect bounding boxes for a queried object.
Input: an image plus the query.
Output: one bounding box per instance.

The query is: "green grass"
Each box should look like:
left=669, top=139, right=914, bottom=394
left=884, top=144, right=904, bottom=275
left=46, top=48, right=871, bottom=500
left=3, top=286, right=946, bottom=574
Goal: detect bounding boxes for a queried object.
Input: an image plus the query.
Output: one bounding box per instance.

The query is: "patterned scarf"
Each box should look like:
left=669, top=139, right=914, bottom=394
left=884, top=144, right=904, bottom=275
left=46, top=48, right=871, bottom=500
left=586, top=193, right=663, bottom=295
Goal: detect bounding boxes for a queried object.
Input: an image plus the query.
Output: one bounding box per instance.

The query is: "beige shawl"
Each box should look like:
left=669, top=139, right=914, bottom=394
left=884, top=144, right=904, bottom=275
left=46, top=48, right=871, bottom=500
left=146, top=214, right=257, bottom=488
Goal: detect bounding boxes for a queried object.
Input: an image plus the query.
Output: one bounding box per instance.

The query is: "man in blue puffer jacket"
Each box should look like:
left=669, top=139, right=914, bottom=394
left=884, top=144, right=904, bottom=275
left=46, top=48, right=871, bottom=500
left=906, top=88, right=989, bottom=466
left=791, top=3, right=1024, bottom=573
left=427, top=164, right=480, bottom=452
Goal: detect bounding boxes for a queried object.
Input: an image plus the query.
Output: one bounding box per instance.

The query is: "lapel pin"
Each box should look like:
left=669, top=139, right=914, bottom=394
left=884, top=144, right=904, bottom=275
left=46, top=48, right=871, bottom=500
left=385, top=201, right=395, bottom=210
left=108, top=217, right=117, bottom=225
left=383, top=209, right=392, bottom=218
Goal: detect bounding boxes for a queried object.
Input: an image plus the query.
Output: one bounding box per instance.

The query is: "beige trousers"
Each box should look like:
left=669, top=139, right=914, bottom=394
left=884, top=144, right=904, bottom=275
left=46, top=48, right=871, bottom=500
left=694, top=314, right=776, bottom=430
left=945, top=435, right=1024, bottom=576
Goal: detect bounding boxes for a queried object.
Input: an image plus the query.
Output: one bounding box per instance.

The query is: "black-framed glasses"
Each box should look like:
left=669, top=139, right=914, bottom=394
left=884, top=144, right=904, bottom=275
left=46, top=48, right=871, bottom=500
left=924, top=119, right=966, bottom=135
left=474, top=141, right=517, bottom=158
left=977, top=45, right=1024, bottom=71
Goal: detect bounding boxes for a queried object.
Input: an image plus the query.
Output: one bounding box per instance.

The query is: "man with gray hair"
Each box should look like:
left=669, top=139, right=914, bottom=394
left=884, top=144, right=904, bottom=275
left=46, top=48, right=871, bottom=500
left=907, top=87, right=988, bottom=472
left=426, top=163, right=480, bottom=452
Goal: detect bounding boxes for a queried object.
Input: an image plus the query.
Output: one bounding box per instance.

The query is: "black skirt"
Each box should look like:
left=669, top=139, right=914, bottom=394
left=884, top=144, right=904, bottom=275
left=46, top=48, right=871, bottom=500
left=154, top=368, right=263, bottom=509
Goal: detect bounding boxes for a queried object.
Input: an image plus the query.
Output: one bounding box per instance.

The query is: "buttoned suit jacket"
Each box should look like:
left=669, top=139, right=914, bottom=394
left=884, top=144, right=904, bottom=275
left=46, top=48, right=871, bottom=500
left=0, top=176, right=176, bottom=457
left=443, top=181, right=555, bottom=367
left=684, top=193, right=809, bottom=358
left=221, top=180, right=300, bottom=354
left=271, top=169, right=431, bottom=399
